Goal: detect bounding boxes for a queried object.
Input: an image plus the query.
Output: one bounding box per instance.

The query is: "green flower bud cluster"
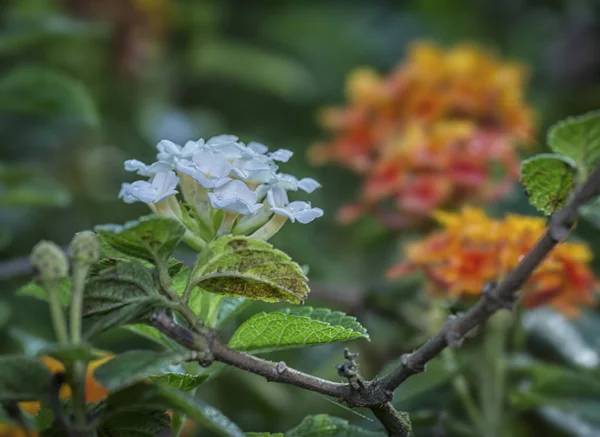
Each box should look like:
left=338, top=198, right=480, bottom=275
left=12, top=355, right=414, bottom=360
left=30, top=241, right=69, bottom=282
left=69, top=231, right=101, bottom=266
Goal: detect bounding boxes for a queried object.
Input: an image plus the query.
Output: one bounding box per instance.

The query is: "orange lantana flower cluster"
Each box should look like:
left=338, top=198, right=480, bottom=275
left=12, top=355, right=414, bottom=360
left=388, top=207, right=597, bottom=316
left=311, top=42, right=535, bottom=227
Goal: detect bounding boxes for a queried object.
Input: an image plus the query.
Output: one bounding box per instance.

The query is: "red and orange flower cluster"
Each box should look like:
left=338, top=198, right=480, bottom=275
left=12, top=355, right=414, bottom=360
left=388, top=207, right=597, bottom=316
left=311, top=42, right=535, bottom=227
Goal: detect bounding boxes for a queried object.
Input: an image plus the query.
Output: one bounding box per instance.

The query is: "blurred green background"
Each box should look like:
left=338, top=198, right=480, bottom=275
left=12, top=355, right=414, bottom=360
left=3, top=0, right=600, bottom=436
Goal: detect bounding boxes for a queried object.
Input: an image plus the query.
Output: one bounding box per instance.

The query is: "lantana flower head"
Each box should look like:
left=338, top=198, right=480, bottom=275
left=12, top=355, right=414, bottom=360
left=388, top=207, right=597, bottom=316
left=311, top=41, right=535, bottom=228
left=120, top=135, right=323, bottom=248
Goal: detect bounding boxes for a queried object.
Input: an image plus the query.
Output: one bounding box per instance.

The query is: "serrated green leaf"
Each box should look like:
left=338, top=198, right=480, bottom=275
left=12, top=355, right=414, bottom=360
left=97, top=382, right=246, bottom=437
left=94, top=350, right=195, bottom=392
left=82, top=260, right=172, bottom=337
left=149, top=373, right=208, bottom=391
left=520, top=154, right=576, bottom=215
left=188, top=236, right=309, bottom=304
left=95, top=215, right=186, bottom=264
left=0, top=355, right=52, bottom=402
left=0, top=66, right=99, bottom=127
left=286, top=415, right=387, bottom=437
left=548, top=111, right=600, bottom=180
left=229, top=307, right=368, bottom=354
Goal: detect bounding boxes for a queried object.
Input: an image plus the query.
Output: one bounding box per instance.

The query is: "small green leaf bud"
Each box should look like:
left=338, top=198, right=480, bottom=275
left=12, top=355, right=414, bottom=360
left=68, top=231, right=101, bottom=265
left=30, top=241, right=69, bottom=282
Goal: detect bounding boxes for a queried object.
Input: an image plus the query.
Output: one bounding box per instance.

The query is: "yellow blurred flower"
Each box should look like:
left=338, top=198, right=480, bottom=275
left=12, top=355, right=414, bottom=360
left=388, top=207, right=597, bottom=316
left=311, top=41, right=535, bottom=227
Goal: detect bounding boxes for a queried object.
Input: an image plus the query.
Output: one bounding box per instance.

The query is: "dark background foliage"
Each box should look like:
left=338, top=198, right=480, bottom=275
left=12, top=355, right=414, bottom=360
left=2, top=0, right=600, bottom=436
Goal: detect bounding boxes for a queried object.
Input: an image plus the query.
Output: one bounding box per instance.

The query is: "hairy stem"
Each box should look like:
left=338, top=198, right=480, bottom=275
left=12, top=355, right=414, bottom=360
left=46, top=281, right=69, bottom=346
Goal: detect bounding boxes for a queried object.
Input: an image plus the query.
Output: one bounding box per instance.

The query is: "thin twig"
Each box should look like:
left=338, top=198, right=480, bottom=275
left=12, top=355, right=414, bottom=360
left=152, top=164, right=600, bottom=437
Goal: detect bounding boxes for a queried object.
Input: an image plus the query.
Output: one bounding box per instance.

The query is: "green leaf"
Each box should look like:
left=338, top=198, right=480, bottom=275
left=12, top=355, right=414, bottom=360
left=217, top=297, right=250, bottom=326
left=18, top=279, right=72, bottom=305
left=95, top=215, right=186, bottom=264
left=192, top=40, right=313, bottom=100
left=38, top=343, right=103, bottom=364
left=94, top=350, right=195, bottom=392
left=82, top=260, right=172, bottom=337
left=510, top=358, right=600, bottom=407
left=0, top=66, right=99, bottom=127
left=0, top=355, right=52, bottom=402
left=286, top=415, right=386, bottom=437
left=229, top=307, right=368, bottom=354
left=42, top=408, right=170, bottom=437
left=98, top=409, right=171, bottom=437
left=391, top=356, right=456, bottom=408
left=98, top=382, right=246, bottom=437
left=188, top=236, right=309, bottom=304
left=0, top=163, right=71, bottom=207
left=580, top=196, right=600, bottom=229
left=125, top=324, right=181, bottom=350
left=149, top=373, right=208, bottom=391
left=522, top=308, right=600, bottom=368
left=548, top=111, right=600, bottom=180
left=246, top=432, right=285, bottom=437
left=520, top=154, right=577, bottom=215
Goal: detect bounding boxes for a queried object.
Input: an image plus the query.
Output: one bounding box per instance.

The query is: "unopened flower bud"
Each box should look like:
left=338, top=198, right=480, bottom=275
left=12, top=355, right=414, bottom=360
left=68, top=231, right=101, bottom=265
left=30, top=241, right=69, bottom=282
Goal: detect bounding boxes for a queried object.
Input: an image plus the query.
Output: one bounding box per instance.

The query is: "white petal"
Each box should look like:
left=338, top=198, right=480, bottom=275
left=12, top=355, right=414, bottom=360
left=271, top=201, right=323, bottom=224
left=294, top=207, right=324, bottom=224
left=208, top=180, right=262, bottom=215
left=297, top=177, right=321, bottom=193
left=157, top=139, right=181, bottom=156
left=176, top=159, right=231, bottom=188
left=152, top=170, right=179, bottom=194
left=207, top=134, right=239, bottom=145
left=270, top=206, right=295, bottom=221
left=208, top=194, right=263, bottom=215
left=247, top=141, right=268, bottom=154
left=118, top=183, right=137, bottom=203
left=275, top=173, right=299, bottom=191
left=127, top=181, right=158, bottom=203
left=267, top=187, right=288, bottom=207
left=193, top=150, right=232, bottom=178
left=269, top=149, right=293, bottom=162
left=181, top=140, right=201, bottom=157
left=124, top=159, right=150, bottom=175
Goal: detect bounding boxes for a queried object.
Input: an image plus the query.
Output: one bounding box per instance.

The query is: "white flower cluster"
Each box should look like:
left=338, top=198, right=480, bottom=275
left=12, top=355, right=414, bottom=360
left=119, top=135, right=323, bottom=245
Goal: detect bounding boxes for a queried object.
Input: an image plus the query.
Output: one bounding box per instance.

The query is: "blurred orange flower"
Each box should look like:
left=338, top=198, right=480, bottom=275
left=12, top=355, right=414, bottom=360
left=18, top=355, right=112, bottom=416
left=311, top=42, right=535, bottom=227
left=388, top=207, right=597, bottom=316
left=1, top=355, right=111, bottom=437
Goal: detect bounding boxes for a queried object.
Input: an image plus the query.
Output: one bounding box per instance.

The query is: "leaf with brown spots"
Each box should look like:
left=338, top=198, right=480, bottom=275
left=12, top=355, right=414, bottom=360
left=187, top=236, right=309, bottom=304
